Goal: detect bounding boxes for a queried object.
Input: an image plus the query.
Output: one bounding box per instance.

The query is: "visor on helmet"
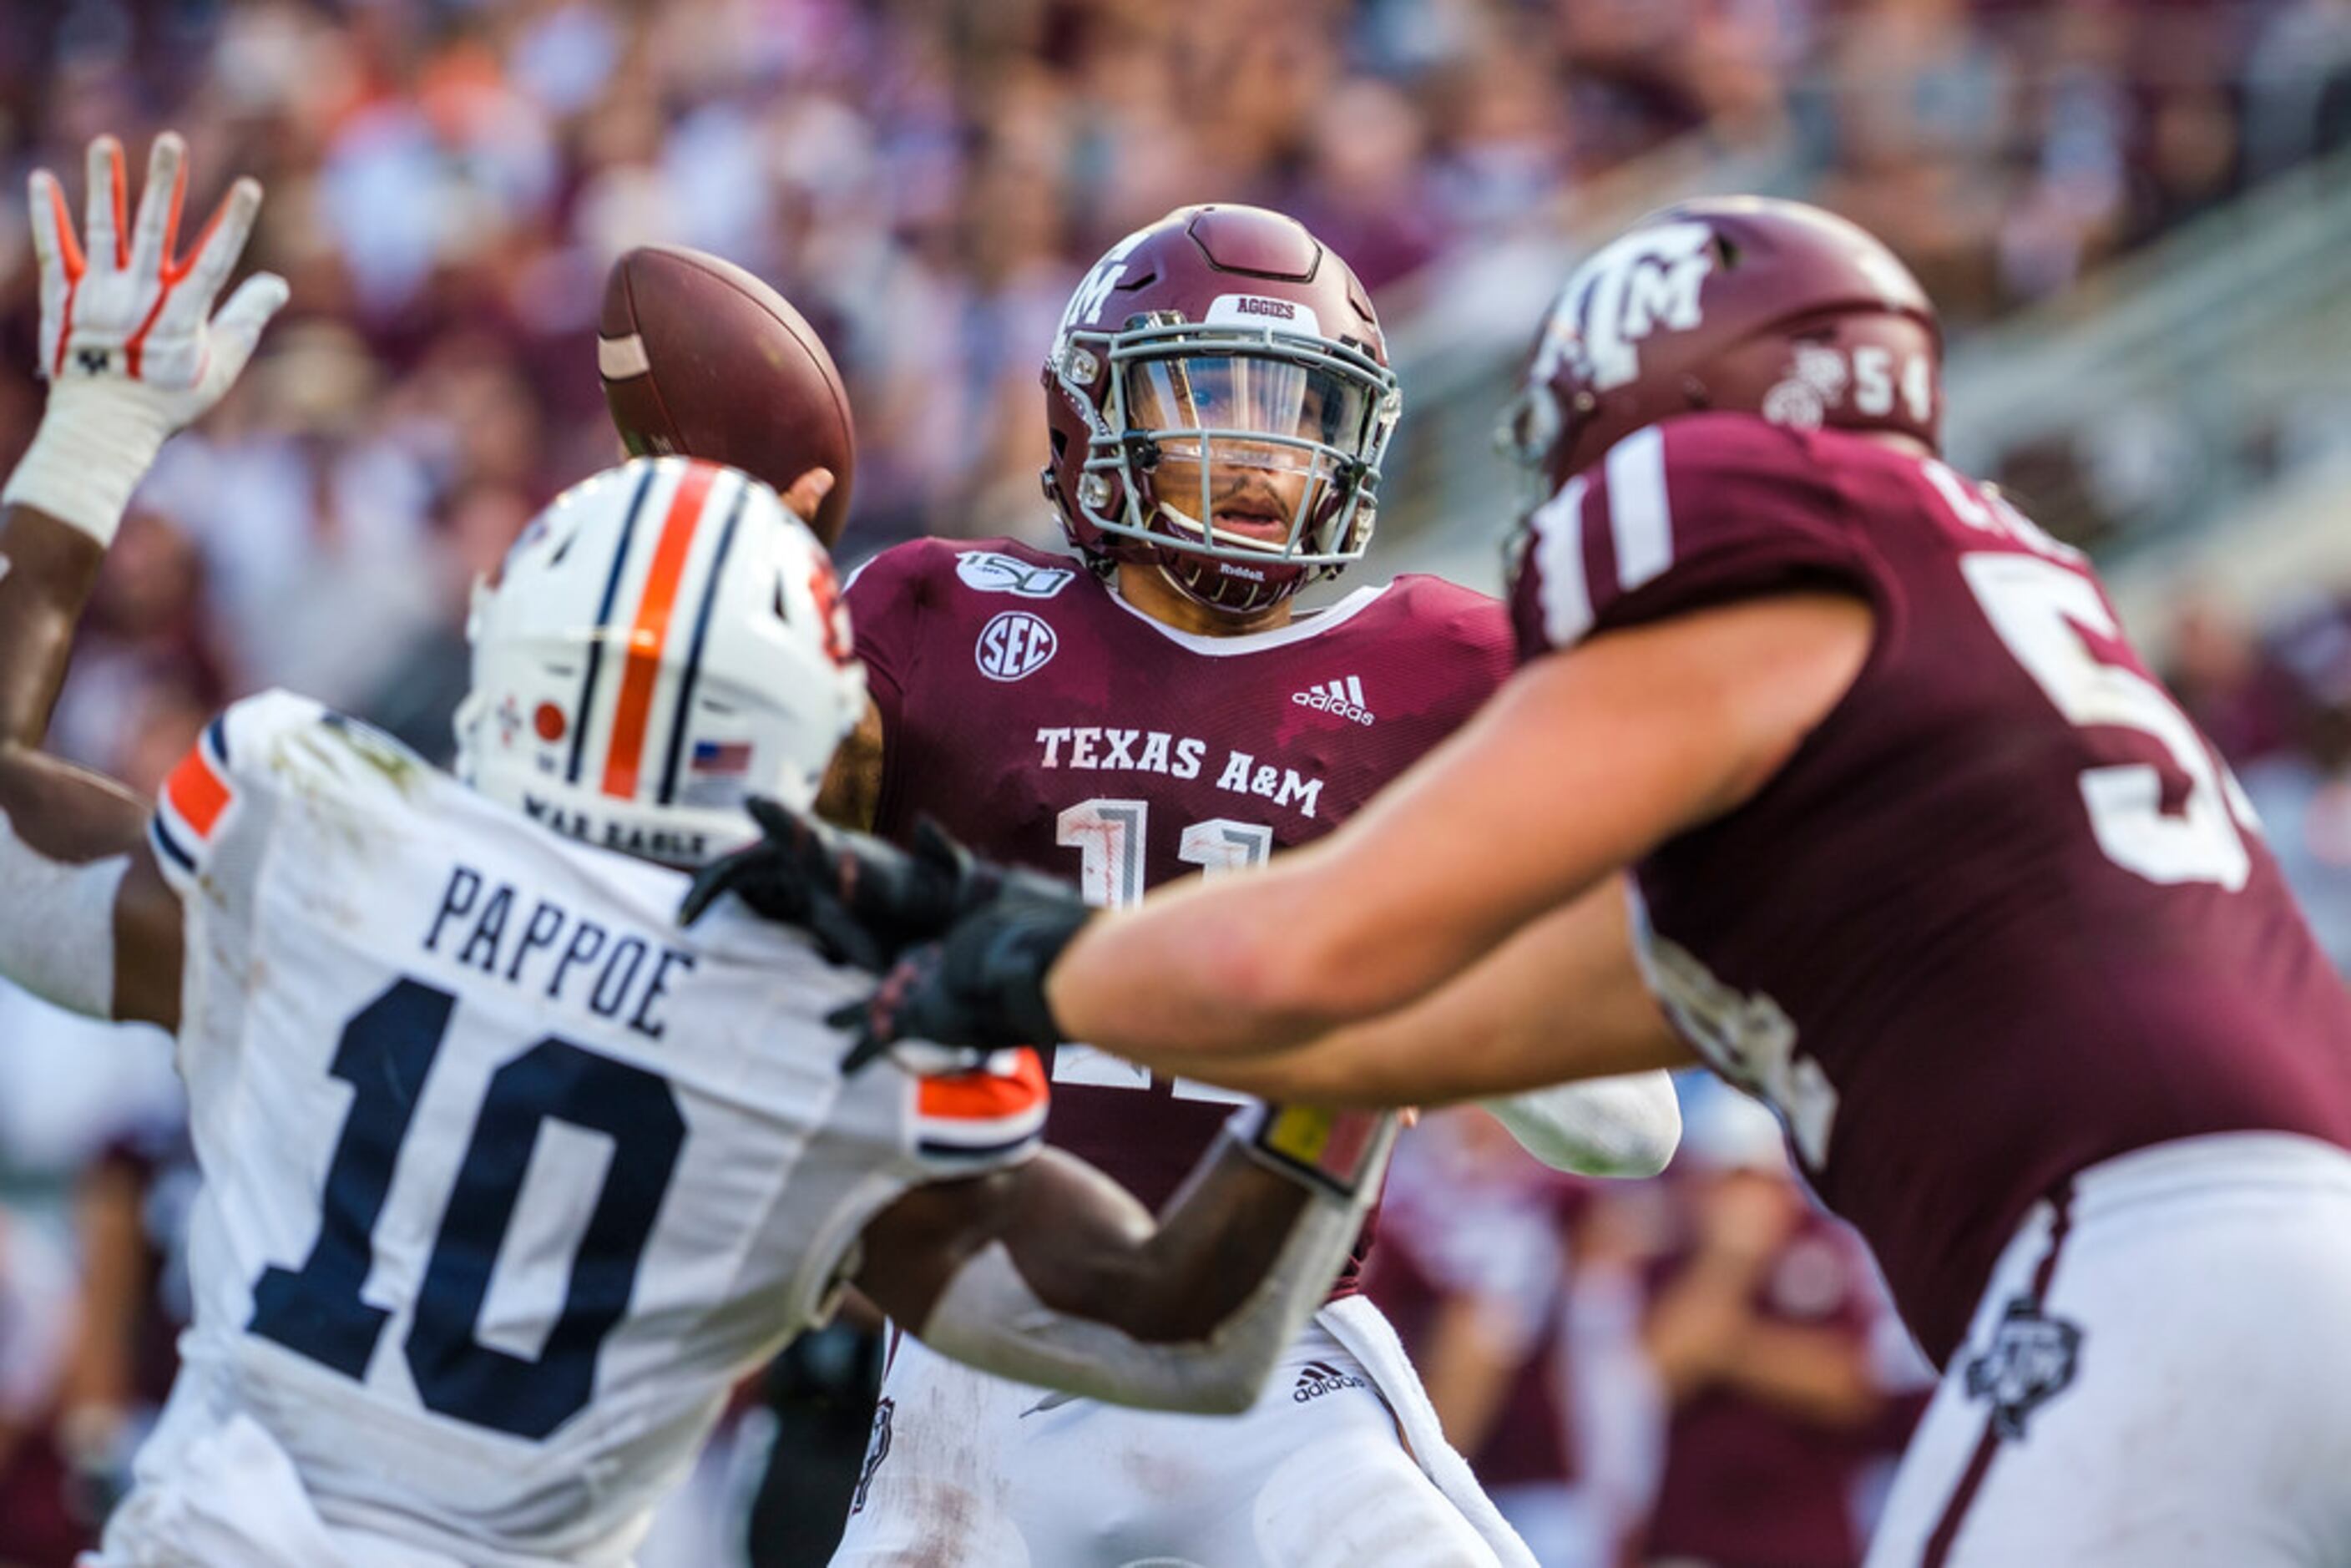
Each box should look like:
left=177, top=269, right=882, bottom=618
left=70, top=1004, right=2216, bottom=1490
left=1071, top=321, right=1397, bottom=576
left=1120, top=351, right=1377, bottom=559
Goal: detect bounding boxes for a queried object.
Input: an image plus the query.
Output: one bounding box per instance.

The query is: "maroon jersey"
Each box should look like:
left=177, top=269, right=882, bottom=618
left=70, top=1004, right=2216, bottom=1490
left=1637, top=1204, right=1886, bottom=1568
left=1364, top=1121, right=1587, bottom=1489
left=1510, top=412, right=2351, bottom=1364
left=850, top=538, right=1514, bottom=1291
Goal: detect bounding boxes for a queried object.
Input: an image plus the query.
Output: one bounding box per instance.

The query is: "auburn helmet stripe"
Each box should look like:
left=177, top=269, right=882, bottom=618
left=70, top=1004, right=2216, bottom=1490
left=459, top=456, right=867, bottom=868
left=566, top=463, right=659, bottom=787
left=655, top=479, right=753, bottom=808
left=602, top=461, right=724, bottom=802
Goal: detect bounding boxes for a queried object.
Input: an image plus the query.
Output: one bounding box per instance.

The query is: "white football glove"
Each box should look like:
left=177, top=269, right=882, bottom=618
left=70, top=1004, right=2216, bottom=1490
left=3, top=132, right=288, bottom=544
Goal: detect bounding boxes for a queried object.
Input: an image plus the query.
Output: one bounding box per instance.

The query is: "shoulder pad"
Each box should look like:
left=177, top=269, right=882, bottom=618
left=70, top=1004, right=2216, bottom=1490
left=1509, top=415, right=1871, bottom=659
left=153, top=692, right=427, bottom=890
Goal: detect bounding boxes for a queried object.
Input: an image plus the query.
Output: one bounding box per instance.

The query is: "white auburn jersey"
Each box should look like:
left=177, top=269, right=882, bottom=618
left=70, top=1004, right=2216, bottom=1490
left=121, top=690, right=1047, bottom=1567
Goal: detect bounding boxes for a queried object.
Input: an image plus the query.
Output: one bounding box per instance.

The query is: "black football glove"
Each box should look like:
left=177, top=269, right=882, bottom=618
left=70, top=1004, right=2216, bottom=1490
left=680, top=799, right=1073, bottom=973
left=831, top=892, right=1095, bottom=1074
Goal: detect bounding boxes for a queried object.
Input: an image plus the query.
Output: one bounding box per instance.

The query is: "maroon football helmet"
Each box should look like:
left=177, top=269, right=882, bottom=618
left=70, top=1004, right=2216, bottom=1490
left=1042, top=205, right=1401, bottom=615
left=1502, top=197, right=1944, bottom=493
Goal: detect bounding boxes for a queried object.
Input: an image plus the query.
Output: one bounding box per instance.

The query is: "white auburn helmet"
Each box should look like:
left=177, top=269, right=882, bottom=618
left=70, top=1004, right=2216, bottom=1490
left=455, top=456, right=866, bottom=869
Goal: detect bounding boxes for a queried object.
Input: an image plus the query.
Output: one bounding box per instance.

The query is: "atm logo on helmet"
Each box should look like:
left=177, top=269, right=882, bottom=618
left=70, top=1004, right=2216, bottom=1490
left=1537, top=220, right=1715, bottom=393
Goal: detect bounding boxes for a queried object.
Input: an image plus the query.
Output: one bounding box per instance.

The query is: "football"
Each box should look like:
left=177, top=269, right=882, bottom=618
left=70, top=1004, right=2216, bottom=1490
left=599, top=244, right=856, bottom=547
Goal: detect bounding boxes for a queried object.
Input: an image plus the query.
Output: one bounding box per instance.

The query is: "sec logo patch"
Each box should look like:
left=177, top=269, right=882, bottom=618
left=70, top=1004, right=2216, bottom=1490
left=977, top=610, right=1058, bottom=681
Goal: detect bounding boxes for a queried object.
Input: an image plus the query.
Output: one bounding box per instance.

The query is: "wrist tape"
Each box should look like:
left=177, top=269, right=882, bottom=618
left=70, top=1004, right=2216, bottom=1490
left=1, top=381, right=171, bottom=547
left=1228, top=1101, right=1399, bottom=1201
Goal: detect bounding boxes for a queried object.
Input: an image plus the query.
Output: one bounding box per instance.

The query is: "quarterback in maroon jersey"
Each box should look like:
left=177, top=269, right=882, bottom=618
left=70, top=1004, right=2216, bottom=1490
left=814, top=205, right=1681, bottom=1568
left=782, top=198, right=2351, bottom=1565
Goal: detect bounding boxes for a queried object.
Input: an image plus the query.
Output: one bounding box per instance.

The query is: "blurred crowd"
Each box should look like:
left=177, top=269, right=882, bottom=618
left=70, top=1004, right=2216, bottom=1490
left=8, top=0, right=2351, bottom=1563
left=1365, top=1092, right=1934, bottom=1568
left=2167, top=587, right=2351, bottom=975
left=3, top=0, right=2351, bottom=771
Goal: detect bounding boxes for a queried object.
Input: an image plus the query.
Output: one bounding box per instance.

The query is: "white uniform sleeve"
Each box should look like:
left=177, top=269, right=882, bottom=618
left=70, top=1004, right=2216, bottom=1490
left=900, top=1045, right=1051, bottom=1174
left=148, top=689, right=336, bottom=901
left=0, top=807, right=128, bottom=1018
left=0, top=690, right=353, bottom=1022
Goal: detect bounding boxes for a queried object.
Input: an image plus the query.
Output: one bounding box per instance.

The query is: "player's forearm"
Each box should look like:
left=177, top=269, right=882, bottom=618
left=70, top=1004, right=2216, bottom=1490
left=0, top=508, right=106, bottom=754
left=1074, top=1146, right=1317, bottom=1341
left=916, top=1107, right=1396, bottom=1414
left=1047, top=644, right=1756, bottom=1062
left=1108, top=883, right=1696, bottom=1108
left=0, top=508, right=155, bottom=1019
left=0, top=508, right=148, bottom=854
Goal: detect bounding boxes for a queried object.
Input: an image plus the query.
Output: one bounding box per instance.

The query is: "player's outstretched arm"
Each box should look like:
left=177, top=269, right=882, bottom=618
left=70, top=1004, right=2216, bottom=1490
left=1143, top=881, right=1695, bottom=1166
left=852, top=1102, right=1394, bottom=1414
left=1127, top=876, right=1701, bottom=1109
left=811, top=597, right=1864, bottom=1093
left=0, top=134, right=284, bottom=1029
left=1040, top=593, right=1873, bottom=1068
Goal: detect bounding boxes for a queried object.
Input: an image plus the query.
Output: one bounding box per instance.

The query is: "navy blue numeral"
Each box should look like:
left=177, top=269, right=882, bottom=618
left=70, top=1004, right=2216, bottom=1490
left=407, top=1040, right=683, bottom=1438
left=249, top=979, right=454, bottom=1375
left=249, top=980, right=684, bottom=1439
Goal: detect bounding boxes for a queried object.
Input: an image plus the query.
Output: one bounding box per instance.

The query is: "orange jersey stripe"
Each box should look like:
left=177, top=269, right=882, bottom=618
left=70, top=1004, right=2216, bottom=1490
left=164, top=745, right=231, bottom=838
left=602, top=463, right=720, bottom=800
left=918, top=1049, right=1049, bottom=1123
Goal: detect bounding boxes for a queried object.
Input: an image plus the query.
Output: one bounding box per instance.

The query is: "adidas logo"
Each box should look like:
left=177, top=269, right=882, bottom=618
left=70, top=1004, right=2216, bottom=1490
left=1292, top=1359, right=1367, bottom=1403
left=1292, top=675, right=1375, bottom=726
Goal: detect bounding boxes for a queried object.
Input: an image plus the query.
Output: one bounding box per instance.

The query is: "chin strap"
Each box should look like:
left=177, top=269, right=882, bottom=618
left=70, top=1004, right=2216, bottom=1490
left=1155, top=558, right=1300, bottom=618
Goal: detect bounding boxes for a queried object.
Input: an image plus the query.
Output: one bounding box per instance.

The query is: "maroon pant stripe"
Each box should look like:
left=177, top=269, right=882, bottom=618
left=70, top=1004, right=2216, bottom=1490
left=1919, top=1181, right=2075, bottom=1567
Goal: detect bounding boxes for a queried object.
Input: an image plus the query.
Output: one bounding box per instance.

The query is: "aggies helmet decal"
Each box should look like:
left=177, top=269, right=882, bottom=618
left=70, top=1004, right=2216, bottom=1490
left=1503, top=197, right=1945, bottom=493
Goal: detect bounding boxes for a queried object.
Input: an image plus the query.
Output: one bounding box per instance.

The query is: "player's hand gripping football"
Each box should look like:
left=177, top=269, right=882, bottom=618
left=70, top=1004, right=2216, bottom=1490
left=5, top=133, right=287, bottom=544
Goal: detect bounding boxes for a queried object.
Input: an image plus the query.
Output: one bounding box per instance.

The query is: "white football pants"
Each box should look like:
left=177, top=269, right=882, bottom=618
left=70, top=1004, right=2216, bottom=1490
left=1867, top=1132, right=2351, bottom=1567
left=830, top=1299, right=1531, bottom=1568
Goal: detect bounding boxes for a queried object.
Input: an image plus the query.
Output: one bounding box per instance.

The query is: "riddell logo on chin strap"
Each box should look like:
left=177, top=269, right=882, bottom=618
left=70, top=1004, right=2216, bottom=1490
left=1292, top=676, right=1374, bottom=726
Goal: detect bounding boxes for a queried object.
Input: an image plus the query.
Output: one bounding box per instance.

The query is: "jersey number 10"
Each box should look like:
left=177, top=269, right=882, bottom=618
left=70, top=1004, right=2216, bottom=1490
left=247, top=978, right=683, bottom=1439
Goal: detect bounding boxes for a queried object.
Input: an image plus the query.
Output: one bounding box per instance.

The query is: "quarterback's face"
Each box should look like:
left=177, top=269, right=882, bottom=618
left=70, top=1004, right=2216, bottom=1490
left=1127, top=357, right=1356, bottom=548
